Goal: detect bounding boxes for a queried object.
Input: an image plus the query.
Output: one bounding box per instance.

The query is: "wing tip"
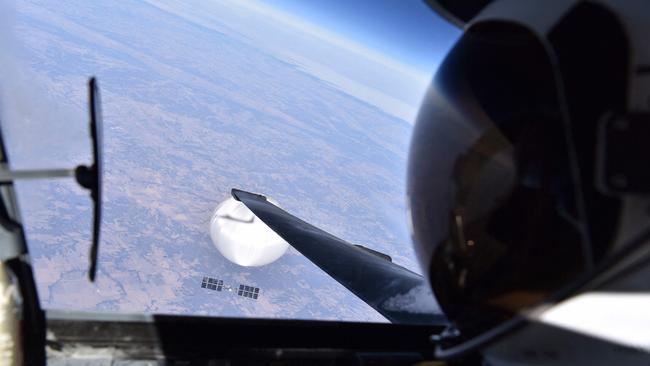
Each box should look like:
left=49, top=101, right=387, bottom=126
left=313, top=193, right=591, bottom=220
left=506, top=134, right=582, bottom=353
left=231, top=188, right=267, bottom=202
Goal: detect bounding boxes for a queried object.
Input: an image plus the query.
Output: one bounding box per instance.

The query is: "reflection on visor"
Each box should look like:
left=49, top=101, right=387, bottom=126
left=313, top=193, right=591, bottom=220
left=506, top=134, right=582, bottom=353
left=410, top=22, right=593, bottom=335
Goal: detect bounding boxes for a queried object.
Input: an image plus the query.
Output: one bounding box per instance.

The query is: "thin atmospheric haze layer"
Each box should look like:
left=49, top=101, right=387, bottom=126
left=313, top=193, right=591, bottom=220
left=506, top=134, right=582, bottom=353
left=1, top=0, right=444, bottom=322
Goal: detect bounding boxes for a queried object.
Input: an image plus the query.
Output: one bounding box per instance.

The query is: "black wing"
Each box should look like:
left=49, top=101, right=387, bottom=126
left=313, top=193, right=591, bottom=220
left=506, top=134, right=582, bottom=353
left=231, top=189, right=446, bottom=325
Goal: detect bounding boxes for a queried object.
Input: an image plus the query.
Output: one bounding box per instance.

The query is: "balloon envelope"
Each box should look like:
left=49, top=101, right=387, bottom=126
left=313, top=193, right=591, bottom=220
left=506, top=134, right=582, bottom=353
left=210, top=197, right=289, bottom=266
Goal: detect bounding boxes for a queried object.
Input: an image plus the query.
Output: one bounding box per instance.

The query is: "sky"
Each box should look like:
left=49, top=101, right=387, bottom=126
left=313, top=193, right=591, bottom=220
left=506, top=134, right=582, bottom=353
left=260, top=0, right=461, bottom=74
left=223, top=0, right=462, bottom=122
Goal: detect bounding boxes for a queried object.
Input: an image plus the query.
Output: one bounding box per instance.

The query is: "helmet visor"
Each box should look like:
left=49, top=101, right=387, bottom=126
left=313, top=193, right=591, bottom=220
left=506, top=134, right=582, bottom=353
left=408, top=22, right=592, bottom=335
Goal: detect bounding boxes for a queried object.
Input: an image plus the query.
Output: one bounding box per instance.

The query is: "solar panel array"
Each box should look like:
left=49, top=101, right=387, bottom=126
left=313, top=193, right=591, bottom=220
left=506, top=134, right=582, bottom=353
left=238, top=284, right=259, bottom=299
left=200, top=277, right=260, bottom=300
left=201, top=277, right=223, bottom=291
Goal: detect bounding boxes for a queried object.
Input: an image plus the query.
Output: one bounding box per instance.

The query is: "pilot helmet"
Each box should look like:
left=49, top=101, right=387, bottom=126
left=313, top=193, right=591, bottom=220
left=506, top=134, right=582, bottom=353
left=408, top=0, right=650, bottom=356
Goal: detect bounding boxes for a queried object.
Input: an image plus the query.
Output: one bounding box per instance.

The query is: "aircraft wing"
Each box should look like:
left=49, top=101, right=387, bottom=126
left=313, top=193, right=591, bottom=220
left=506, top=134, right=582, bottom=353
left=231, top=189, right=446, bottom=325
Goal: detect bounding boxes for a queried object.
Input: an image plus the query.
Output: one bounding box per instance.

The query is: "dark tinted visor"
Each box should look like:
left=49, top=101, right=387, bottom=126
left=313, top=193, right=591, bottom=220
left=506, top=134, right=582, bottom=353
left=408, top=22, right=588, bottom=335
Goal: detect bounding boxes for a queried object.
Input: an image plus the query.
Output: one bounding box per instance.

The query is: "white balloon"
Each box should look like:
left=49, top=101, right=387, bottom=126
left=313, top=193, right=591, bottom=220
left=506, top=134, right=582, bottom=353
left=210, top=197, right=289, bottom=267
